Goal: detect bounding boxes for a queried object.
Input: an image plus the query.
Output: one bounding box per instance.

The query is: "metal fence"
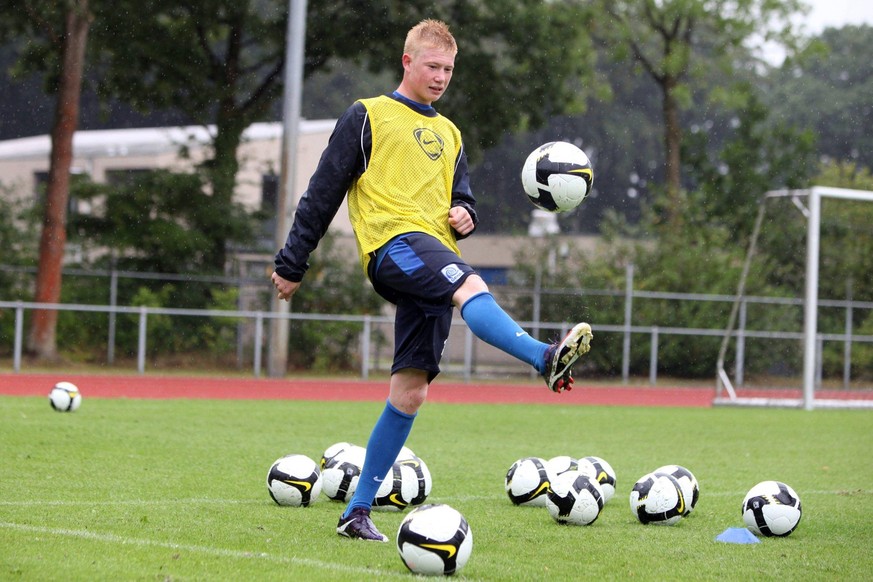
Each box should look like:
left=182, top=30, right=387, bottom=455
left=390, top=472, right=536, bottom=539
left=3, top=293, right=872, bottom=386
left=3, top=263, right=873, bottom=384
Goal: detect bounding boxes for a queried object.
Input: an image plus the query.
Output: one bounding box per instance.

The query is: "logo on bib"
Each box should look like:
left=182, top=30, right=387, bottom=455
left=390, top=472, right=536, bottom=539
left=414, top=128, right=445, bottom=160
left=441, top=264, right=464, bottom=284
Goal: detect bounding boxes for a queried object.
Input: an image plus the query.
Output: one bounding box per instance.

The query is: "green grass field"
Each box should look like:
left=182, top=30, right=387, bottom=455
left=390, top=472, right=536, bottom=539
left=2, top=394, right=872, bottom=580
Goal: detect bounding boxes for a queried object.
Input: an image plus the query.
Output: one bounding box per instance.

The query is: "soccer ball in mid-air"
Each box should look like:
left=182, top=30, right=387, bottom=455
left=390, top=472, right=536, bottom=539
left=396, top=504, right=473, bottom=576
left=49, top=381, right=82, bottom=412
left=266, top=454, right=322, bottom=507
left=654, top=464, right=699, bottom=515
left=546, top=471, right=604, bottom=526
left=577, top=456, right=617, bottom=504
left=521, top=141, right=594, bottom=213
left=321, top=445, right=366, bottom=502
left=505, top=457, right=552, bottom=507
left=373, top=456, right=432, bottom=511
left=630, top=472, right=686, bottom=526
left=742, top=480, right=802, bottom=537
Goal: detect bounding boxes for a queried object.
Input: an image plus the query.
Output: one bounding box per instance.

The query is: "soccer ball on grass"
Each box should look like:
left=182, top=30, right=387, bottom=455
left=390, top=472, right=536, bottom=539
left=396, top=504, right=473, bottom=576
left=266, top=454, right=322, bottom=507
left=321, top=444, right=366, bottom=502
left=545, top=471, right=604, bottom=526
left=521, top=141, right=594, bottom=213
left=320, top=441, right=353, bottom=470
left=742, top=480, right=802, bottom=537
left=654, top=464, right=699, bottom=515
left=373, top=456, right=432, bottom=511
left=546, top=455, right=579, bottom=479
left=505, top=457, right=552, bottom=507
left=49, top=381, right=82, bottom=412
left=577, top=455, right=617, bottom=504
left=629, top=472, right=686, bottom=526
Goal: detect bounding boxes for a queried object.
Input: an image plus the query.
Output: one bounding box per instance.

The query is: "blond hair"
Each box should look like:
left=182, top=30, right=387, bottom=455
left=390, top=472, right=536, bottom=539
left=404, top=19, right=457, bottom=57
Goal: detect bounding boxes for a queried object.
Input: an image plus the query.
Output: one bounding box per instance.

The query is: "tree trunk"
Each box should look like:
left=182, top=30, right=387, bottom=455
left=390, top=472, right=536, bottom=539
left=662, top=74, right=683, bottom=228
left=28, top=1, right=91, bottom=359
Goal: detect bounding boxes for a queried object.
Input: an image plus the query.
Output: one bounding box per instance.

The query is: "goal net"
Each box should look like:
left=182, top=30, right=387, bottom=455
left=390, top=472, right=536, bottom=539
left=715, top=186, right=873, bottom=409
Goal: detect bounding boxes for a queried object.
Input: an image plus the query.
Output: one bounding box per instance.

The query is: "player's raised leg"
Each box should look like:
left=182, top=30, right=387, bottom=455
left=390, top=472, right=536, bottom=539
left=456, top=276, right=592, bottom=392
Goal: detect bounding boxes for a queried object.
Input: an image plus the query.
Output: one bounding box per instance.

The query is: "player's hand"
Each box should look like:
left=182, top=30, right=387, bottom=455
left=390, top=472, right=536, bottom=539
left=271, top=272, right=301, bottom=302
left=449, top=206, right=474, bottom=236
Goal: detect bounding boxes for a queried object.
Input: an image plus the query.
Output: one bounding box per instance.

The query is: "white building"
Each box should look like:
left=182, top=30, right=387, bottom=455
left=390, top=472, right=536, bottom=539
left=0, top=120, right=354, bottom=231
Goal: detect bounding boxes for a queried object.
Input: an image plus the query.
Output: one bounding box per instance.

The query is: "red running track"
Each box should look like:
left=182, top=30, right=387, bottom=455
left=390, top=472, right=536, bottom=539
left=0, top=373, right=715, bottom=407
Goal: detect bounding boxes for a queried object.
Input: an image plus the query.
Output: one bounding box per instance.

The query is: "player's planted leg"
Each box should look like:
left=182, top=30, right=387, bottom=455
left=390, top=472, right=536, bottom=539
left=337, top=400, right=415, bottom=541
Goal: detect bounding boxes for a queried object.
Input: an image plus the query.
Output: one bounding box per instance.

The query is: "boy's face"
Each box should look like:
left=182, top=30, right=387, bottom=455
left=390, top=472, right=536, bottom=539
left=401, top=46, right=455, bottom=105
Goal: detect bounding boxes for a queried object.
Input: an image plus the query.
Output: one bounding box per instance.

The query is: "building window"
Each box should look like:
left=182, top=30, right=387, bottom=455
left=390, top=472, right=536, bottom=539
left=105, top=168, right=152, bottom=186
left=260, top=174, right=279, bottom=244
left=262, top=174, right=279, bottom=213
left=33, top=169, right=89, bottom=215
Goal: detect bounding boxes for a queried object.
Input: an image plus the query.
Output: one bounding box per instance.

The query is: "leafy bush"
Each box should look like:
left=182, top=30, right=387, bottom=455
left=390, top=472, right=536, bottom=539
left=281, top=233, right=385, bottom=372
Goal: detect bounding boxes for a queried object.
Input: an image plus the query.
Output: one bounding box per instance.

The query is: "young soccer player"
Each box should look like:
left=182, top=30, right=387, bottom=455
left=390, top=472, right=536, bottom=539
left=272, top=19, right=592, bottom=542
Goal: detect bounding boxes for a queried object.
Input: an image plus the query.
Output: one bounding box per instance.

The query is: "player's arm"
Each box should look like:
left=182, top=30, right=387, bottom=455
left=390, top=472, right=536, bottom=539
left=273, top=102, right=367, bottom=292
left=449, top=141, right=478, bottom=239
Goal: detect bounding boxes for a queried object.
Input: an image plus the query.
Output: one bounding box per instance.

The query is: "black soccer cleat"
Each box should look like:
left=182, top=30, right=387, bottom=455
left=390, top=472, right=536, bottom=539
left=543, top=322, right=593, bottom=393
left=336, top=507, right=389, bottom=542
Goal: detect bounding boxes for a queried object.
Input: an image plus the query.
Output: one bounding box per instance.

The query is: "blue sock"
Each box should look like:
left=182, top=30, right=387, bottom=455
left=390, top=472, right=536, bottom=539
left=343, top=400, right=416, bottom=517
left=461, top=292, right=549, bottom=374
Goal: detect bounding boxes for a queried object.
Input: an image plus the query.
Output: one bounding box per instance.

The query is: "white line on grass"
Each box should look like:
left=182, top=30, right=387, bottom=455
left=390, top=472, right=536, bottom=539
left=0, top=521, right=408, bottom=579
left=0, top=498, right=264, bottom=507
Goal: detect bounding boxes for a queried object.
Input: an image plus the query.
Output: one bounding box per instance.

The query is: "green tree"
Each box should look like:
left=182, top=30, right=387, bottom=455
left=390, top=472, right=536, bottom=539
left=281, top=233, right=385, bottom=371
left=594, top=0, right=806, bottom=227
left=0, top=191, right=38, bottom=304
left=70, top=170, right=252, bottom=274
left=91, top=0, right=288, bottom=272
left=813, top=162, right=873, bottom=380
left=683, top=86, right=816, bottom=236
left=61, top=171, right=255, bottom=363
left=765, top=25, right=873, bottom=170
left=94, top=0, right=597, bottom=163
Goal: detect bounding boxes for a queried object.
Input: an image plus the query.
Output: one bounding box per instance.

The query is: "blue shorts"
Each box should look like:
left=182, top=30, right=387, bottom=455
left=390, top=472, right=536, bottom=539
left=368, top=233, right=476, bottom=382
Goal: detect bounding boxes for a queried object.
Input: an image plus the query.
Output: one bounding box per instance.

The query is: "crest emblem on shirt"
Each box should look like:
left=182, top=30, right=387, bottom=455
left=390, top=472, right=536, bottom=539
left=414, top=128, right=444, bottom=160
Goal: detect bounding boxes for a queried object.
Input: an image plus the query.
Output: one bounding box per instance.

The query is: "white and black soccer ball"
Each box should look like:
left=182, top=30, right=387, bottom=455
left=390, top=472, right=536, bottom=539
left=395, top=446, right=417, bottom=462
left=321, top=445, right=366, bottom=502
left=266, top=454, right=322, bottom=507
left=505, top=457, right=552, bottom=507
left=397, top=504, right=473, bottom=576
left=654, top=464, right=699, bottom=515
left=546, top=471, right=604, bottom=526
left=630, top=472, right=686, bottom=526
left=577, top=456, right=617, bottom=504
left=401, top=455, right=432, bottom=507
left=521, top=141, right=594, bottom=213
left=373, top=457, right=433, bottom=512
left=320, top=441, right=353, bottom=471
left=49, top=381, right=82, bottom=412
left=742, top=480, right=802, bottom=537
left=546, top=456, right=579, bottom=479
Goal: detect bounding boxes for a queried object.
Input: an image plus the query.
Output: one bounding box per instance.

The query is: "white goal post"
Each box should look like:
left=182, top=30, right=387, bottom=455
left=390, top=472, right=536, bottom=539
left=715, top=186, right=873, bottom=410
